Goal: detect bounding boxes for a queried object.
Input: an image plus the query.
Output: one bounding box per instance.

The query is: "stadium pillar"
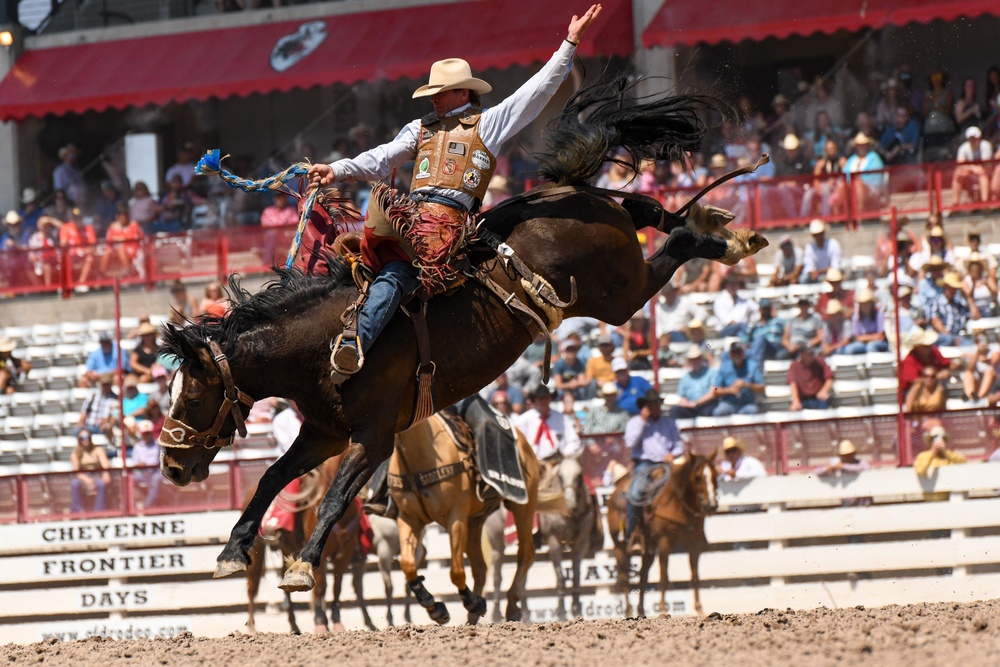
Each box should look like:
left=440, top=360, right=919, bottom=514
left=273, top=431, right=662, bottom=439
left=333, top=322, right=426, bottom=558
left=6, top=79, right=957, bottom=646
left=890, top=207, right=910, bottom=466
left=631, top=0, right=675, bottom=100
left=0, top=25, right=21, bottom=214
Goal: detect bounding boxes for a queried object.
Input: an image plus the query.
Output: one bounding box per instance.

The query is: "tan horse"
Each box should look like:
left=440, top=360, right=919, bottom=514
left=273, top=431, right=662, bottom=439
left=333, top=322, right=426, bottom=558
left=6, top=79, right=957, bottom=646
left=246, top=455, right=368, bottom=633
left=390, top=414, right=566, bottom=624
left=606, top=453, right=718, bottom=617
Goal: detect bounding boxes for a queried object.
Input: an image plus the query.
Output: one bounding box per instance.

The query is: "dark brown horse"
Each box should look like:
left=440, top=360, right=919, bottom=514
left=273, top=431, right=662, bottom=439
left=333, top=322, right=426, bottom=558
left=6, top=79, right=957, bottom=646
left=606, top=454, right=718, bottom=617
left=157, top=71, right=765, bottom=594
left=245, top=456, right=369, bottom=633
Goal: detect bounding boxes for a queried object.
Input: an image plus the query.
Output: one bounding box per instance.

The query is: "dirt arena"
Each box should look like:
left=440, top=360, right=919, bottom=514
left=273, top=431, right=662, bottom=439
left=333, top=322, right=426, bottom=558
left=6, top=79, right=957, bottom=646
left=4, top=599, right=999, bottom=666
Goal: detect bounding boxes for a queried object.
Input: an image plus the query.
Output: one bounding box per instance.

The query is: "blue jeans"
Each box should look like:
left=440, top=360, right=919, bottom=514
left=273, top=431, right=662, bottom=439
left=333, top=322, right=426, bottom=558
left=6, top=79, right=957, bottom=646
left=712, top=401, right=759, bottom=416
left=357, top=261, right=421, bottom=352
left=70, top=475, right=107, bottom=513
left=936, top=333, right=974, bottom=348
left=840, top=340, right=890, bottom=355
left=748, top=337, right=790, bottom=371
left=625, top=460, right=657, bottom=540
left=718, top=322, right=748, bottom=338
left=800, top=397, right=829, bottom=410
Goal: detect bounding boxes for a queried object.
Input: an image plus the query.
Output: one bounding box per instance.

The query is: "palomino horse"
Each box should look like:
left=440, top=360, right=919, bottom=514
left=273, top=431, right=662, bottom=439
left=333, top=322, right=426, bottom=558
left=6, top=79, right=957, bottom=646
left=606, top=454, right=718, bottom=617
left=484, top=455, right=600, bottom=621
left=246, top=455, right=369, bottom=633
left=158, top=70, right=766, bottom=594
left=391, top=414, right=565, bottom=624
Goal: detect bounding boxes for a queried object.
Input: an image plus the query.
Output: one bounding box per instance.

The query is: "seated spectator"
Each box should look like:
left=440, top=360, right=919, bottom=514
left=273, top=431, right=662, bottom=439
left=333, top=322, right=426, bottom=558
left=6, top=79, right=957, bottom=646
left=844, top=133, right=885, bottom=212
left=879, top=106, right=921, bottom=165
left=100, top=203, right=143, bottom=278
left=490, top=390, right=514, bottom=418
left=583, top=382, right=630, bottom=435
left=804, top=139, right=848, bottom=218
left=585, top=334, right=618, bottom=387
left=927, top=271, right=978, bottom=347
left=962, top=334, right=996, bottom=402
left=131, top=420, right=162, bottom=510
left=559, top=392, right=584, bottom=436
left=129, top=322, right=159, bottom=382
left=1, top=211, right=33, bottom=287
left=58, top=208, right=97, bottom=289
left=821, top=299, right=855, bottom=356
left=26, top=216, right=60, bottom=287
left=788, top=344, right=834, bottom=411
left=914, top=255, right=949, bottom=311
left=848, top=289, right=889, bottom=353
left=718, top=436, right=767, bottom=481
left=770, top=235, right=803, bottom=286
left=654, top=281, right=707, bottom=342
left=167, top=280, right=200, bottom=325
left=914, top=426, right=966, bottom=495
left=802, top=219, right=843, bottom=283
left=898, top=328, right=955, bottom=400
left=816, top=439, right=871, bottom=476
left=93, top=180, right=122, bottom=235
left=622, top=314, right=653, bottom=370
left=553, top=341, right=591, bottom=400
left=260, top=192, right=300, bottom=227
left=962, top=253, right=997, bottom=318
left=911, top=226, right=955, bottom=278
left=816, top=268, right=854, bottom=319
left=129, top=181, right=162, bottom=234
left=121, top=376, right=149, bottom=417
left=70, top=430, right=112, bottom=514
left=671, top=347, right=717, bottom=419
left=78, top=373, right=119, bottom=438
left=713, top=273, right=759, bottom=338
left=905, top=365, right=947, bottom=414
left=132, top=397, right=165, bottom=436
left=783, top=297, right=824, bottom=356
left=200, top=281, right=229, bottom=317
left=612, top=357, right=652, bottom=416
left=482, top=373, right=525, bottom=415
left=684, top=320, right=712, bottom=360
left=712, top=341, right=764, bottom=416
left=952, top=127, right=993, bottom=204
left=156, top=174, right=192, bottom=233
left=80, top=333, right=130, bottom=389
left=747, top=298, right=789, bottom=369
left=0, top=337, right=31, bottom=394
left=896, top=285, right=919, bottom=333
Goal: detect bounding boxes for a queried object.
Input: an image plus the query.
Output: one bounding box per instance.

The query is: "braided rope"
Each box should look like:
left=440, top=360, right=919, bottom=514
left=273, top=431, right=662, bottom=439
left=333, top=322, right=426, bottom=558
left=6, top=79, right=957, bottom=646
left=196, top=149, right=352, bottom=269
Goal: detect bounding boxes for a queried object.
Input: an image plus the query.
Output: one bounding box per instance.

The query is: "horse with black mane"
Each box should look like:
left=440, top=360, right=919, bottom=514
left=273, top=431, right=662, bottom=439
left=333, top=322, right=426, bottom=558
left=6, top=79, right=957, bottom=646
left=158, top=68, right=767, bottom=594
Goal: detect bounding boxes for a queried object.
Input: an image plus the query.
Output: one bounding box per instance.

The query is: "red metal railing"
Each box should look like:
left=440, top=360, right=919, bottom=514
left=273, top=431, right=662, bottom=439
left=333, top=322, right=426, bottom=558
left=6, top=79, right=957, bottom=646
left=5, top=406, right=996, bottom=523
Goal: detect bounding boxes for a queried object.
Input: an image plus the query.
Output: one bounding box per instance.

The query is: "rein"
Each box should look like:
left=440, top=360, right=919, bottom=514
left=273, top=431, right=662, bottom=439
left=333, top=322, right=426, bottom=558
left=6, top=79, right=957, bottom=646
left=160, top=341, right=256, bottom=450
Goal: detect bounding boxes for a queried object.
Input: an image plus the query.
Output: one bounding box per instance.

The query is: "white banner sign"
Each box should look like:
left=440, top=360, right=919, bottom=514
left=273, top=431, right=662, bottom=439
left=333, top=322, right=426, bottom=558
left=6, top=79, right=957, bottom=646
left=0, top=546, right=220, bottom=585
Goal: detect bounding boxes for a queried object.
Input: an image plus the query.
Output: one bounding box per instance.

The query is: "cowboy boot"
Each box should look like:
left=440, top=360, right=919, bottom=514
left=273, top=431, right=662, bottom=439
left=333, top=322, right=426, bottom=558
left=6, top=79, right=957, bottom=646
left=330, top=332, right=364, bottom=385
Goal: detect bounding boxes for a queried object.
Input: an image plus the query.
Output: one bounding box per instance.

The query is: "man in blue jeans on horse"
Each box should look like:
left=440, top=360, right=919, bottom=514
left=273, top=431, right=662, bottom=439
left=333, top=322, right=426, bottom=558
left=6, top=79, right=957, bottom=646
left=308, top=4, right=603, bottom=384
left=623, top=388, right=684, bottom=553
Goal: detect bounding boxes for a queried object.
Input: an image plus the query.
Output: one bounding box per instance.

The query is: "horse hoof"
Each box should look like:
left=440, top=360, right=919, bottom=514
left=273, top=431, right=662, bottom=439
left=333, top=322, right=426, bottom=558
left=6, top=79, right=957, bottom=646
left=279, top=561, right=315, bottom=592
left=505, top=608, right=522, bottom=623
left=428, top=602, right=450, bottom=625
left=314, top=624, right=329, bottom=635
left=332, top=623, right=346, bottom=633
left=464, top=594, right=487, bottom=617
left=467, top=613, right=481, bottom=626
left=571, top=602, right=583, bottom=618
left=214, top=559, right=247, bottom=579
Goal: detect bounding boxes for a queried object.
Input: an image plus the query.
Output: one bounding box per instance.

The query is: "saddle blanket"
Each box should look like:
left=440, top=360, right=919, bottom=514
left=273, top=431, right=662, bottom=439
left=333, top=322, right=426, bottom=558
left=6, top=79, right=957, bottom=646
left=260, top=477, right=301, bottom=535
left=461, top=395, right=529, bottom=505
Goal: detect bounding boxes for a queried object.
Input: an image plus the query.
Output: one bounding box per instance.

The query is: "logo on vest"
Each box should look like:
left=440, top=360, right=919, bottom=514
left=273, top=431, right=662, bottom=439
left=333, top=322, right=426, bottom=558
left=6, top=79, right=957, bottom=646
left=462, top=169, right=482, bottom=191
left=443, top=159, right=457, bottom=175
left=471, top=150, right=491, bottom=171
left=420, top=128, right=435, bottom=142
left=447, top=142, right=467, bottom=156
left=416, top=157, right=431, bottom=179
left=270, top=21, right=327, bottom=73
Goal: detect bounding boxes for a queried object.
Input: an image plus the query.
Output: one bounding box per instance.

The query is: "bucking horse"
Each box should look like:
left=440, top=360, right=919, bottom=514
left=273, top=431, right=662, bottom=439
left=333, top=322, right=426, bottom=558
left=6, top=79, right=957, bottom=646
left=157, top=68, right=768, bottom=595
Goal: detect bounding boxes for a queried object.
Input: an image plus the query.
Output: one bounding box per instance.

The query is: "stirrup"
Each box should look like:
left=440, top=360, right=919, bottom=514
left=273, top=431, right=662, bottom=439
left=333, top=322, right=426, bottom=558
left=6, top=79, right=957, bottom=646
left=330, top=333, right=364, bottom=384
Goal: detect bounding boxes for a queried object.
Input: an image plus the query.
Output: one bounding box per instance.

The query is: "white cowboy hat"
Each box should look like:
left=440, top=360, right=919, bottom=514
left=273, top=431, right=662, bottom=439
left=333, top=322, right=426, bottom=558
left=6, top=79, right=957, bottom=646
left=412, top=59, right=492, bottom=99
left=0, top=337, right=16, bottom=353
left=838, top=439, right=857, bottom=456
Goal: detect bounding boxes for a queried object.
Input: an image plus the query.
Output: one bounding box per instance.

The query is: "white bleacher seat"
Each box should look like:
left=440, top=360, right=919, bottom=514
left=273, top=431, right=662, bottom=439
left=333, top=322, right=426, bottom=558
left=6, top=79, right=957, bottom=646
left=31, top=414, right=63, bottom=439
left=828, top=355, right=865, bottom=381
left=30, top=323, right=61, bottom=345
left=24, top=437, right=56, bottom=462
left=87, top=320, right=118, bottom=338
left=53, top=343, right=87, bottom=366
left=968, top=317, right=1000, bottom=337
left=832, top=379, right=869, bottom=407
left=23, top=345, right=53, bottom=368
left=68, top=388, right=90, bottom=411
left=1, top=416, right=31, bottom=440
left=10, top=391, right=41, bottom=416
left=868, top=377, right=899, bottom=405
left=1, top=325, right=33, bottom=344
left=119, top=317, right=140, bottom=332
left=39, top=389, right=69, bottom=414
left=16, top=376, right=43, bottom=393
left=61, top=412, right=82, bottom=433
left=45, top=366, right=78, bottom=390
left=59, top=321, right=90, bottom=342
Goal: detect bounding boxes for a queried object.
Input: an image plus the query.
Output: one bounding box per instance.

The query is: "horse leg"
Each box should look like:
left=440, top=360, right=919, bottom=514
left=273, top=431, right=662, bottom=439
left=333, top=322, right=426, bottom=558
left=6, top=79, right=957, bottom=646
left=502, top=502, right=533, bottom=623
left=689, top=549, right=704, bottom=617
left=376, top=532, right=396, bottom=627
left=488, top=511, right=506, bottom=623
left=570, top=543, right=585, bottom=619
left=636, top=548, right=655, bottom=618
left=216, top=440, right=329, bottom=578
left=245, top=539, right=265, bottom=635
left=352, top=550, right=377, bottom=631
left=281, top=434, right=389, bottom=592
left=547, top=532, right=567, bottom=622
left=312, top=554, right=329, bottom=634
left=657, top=536, right=671, bottom=618
left=399, top=514, right=450, bottom=624
left=448, top=512, right=485, bottom=623
left=464, top=514, right=489, bottom=625
left=330, top=556, right=347, bottom=632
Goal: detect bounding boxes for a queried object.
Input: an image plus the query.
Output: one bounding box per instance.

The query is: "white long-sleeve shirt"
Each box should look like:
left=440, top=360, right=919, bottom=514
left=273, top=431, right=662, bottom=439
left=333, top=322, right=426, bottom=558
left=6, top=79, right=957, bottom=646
left=802, top=237, right=843, bottom=275
left=514, top=407, right=582, bottom=461
left=330, top=41, right=577, bottom=209
left=272, top=407, right=303, bottom=456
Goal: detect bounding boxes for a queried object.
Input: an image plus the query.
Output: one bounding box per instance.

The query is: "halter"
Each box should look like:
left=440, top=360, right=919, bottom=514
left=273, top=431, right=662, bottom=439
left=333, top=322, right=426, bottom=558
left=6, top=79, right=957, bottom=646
left=160, top=340, right=255, bottom=450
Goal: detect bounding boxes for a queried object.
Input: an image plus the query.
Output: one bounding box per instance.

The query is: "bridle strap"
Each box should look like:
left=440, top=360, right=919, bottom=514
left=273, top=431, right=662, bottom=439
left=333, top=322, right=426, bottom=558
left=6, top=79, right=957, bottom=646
left=161, top=342, right=255, bottom=450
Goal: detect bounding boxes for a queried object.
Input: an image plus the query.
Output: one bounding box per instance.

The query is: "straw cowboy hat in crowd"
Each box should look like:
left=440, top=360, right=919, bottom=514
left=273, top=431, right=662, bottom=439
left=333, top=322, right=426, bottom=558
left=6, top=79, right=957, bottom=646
left=0, top=337, right=16, bottom=353
left=722, top=436, right=745, bottom=453
left=899, top=327, right=940, bottom=356
left=838, top=439, right=857, bottom=456
left=412, top=59, right=492, bottom=98
left=938, top=271, right=964, bottom=290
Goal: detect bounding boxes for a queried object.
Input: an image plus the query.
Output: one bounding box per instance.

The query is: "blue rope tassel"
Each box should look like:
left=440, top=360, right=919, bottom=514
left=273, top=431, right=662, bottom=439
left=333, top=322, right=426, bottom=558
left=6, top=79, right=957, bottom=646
left=196, top=149, right=320, bottom=269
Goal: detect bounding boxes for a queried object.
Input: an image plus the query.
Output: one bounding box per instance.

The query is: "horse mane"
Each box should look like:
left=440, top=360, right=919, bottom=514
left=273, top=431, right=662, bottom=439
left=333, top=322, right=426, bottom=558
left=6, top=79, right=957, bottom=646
left=669, top=453, right=707, bottom=503
left=160, top=253, right=353, bottom=363
left=535, top=65, right=721, bottom=186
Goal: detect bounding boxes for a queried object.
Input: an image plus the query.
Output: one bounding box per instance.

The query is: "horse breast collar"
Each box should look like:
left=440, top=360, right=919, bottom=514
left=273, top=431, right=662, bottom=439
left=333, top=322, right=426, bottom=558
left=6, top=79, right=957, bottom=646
left=161, top=341, right=255, bottom=450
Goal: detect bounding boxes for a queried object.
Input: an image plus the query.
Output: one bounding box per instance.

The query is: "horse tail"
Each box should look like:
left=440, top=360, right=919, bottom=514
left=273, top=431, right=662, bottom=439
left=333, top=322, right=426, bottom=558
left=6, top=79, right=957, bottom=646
left=536, top=486, right=570, bottom=518
left=535, top=66, right=722, bottom=186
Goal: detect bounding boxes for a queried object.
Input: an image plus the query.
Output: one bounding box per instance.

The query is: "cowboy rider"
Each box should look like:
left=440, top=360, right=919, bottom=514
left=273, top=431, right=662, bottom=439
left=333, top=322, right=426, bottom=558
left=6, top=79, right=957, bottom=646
left=308, top=4, right=603, bottom=383
left=623, top=388, right=683, bottom=551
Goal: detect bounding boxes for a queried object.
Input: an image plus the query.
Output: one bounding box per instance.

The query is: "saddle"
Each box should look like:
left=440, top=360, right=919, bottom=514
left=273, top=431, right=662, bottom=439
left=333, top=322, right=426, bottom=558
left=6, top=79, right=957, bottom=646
left=458, top=395, right=528, bottom=505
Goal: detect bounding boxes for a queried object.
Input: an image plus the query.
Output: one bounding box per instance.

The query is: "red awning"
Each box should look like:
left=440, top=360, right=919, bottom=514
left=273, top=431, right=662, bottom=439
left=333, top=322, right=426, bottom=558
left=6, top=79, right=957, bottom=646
left=642, top=0, right=998, bottom=47
left=0, top=0, right=633, bottom=122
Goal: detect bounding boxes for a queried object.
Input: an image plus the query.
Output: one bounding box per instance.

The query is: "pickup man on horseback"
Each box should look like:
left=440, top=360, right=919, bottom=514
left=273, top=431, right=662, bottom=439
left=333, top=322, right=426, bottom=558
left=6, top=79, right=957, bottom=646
left=623, top=388, right=684, bottom=551
left=308, top=4, right=604, bottom=383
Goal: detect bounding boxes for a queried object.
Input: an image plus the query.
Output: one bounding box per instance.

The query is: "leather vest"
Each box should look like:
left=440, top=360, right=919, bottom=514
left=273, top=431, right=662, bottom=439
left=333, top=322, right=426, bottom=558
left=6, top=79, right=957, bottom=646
left=410, top=108, right=497, bottom=201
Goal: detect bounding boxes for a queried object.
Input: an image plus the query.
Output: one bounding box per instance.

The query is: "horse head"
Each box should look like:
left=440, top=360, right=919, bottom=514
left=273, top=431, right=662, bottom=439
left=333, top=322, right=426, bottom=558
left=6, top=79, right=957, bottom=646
left=686, top=452, right=719, bottom=515
left=159, top=329, right=254, bottom=486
